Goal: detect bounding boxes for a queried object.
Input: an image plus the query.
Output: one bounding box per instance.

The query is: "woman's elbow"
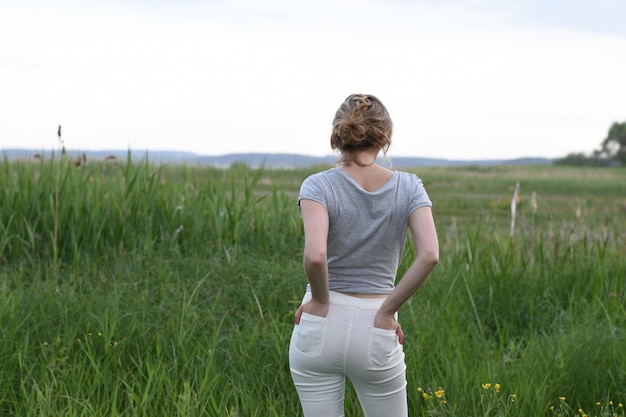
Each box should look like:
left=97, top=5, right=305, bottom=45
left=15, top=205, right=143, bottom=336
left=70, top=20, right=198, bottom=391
left=418, top=247, right=439, bottom=268
left=430, top=251, right=440, bottom=268
left=304, top=249, right=327, bottom=268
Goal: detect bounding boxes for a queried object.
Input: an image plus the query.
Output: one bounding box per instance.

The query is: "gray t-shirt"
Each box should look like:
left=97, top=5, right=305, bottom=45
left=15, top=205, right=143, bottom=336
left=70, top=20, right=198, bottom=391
left=298, top=167, right=432, bottom=294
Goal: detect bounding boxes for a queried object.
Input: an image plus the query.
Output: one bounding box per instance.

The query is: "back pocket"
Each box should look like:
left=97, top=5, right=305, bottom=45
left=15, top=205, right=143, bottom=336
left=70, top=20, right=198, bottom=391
left=368, top=327, right=403, bottom=367
left=294, top=312, right=329, bottom=358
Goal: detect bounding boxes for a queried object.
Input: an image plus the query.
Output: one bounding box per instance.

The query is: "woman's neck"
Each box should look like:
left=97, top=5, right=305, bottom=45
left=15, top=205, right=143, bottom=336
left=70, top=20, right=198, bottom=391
left=340, top=149, right=379, bottom=167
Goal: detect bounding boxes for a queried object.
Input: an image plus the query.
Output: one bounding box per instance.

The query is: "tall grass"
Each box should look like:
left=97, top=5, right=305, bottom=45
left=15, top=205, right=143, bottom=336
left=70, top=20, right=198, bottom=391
left=1, top=153, right=302, bottom=269
left=1, top=154, right=625, bottom=416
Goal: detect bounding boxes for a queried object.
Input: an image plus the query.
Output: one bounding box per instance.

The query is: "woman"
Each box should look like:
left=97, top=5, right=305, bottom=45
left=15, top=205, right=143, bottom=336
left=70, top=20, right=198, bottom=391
left=289, top=94, right=440, bottom=416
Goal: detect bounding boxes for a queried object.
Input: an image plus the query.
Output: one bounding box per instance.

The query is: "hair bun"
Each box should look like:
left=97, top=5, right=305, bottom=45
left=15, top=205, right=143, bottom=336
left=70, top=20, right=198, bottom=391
left=330, top=94, right=393, bottom=155
left=338, top=118, right=368, bottom=146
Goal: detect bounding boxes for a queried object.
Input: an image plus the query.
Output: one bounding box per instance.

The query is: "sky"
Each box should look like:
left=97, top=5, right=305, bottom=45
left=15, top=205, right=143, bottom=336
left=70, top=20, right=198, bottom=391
left=1, top=0, right=625, bottom=160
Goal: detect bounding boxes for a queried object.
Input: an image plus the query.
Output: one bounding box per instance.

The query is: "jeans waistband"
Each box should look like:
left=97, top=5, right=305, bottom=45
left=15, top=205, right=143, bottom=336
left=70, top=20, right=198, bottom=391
left=304, top=290, right=387, bottom=310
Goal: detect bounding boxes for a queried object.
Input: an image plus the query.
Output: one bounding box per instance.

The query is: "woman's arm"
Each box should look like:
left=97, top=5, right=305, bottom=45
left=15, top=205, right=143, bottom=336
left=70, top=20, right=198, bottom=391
left=375, top=206, right=439, bottom=342
left=295, top=199, right=330, bottom=322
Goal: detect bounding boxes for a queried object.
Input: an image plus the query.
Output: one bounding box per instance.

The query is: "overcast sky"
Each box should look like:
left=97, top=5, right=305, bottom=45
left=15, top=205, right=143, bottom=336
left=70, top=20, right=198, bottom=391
left=1, top=0, right=625, bottom=160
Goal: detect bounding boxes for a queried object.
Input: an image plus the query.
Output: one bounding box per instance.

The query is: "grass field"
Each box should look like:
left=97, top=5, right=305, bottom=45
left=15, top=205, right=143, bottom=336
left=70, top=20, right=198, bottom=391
left=1, top=153, right=625, bottom=416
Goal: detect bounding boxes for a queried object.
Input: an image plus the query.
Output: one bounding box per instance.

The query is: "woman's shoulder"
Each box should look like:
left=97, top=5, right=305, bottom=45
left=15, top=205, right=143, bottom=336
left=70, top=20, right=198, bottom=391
left=303, top=167, right=341, bottom=183
left=300, top=167, right=340, bottom=190
left=394, top=170, right=423, bottom=183
left=394, top=171, right=430, bottom=198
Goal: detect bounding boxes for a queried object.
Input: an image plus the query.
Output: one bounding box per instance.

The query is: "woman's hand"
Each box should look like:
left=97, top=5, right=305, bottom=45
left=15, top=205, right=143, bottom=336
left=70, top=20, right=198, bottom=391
left=374, top=310, right=404, bottom=345
left=294, top=299, right=329, bottom=325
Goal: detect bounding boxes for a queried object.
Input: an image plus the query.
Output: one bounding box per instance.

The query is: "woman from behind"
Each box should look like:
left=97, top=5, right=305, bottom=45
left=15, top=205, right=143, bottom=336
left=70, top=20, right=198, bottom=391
left=289, top=94, right=440, bottom=417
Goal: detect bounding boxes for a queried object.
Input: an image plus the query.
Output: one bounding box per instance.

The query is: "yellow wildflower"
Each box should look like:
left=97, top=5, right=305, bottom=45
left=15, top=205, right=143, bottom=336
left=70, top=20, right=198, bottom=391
left=482, top=383, right=491, bottom=390
left=559, top=397, right=566, bottom=402
left=422, top=392, right=431, bottom=400
left=495, top=383, right=501, bottom=393
left=435, top=388, right=445, bottom=398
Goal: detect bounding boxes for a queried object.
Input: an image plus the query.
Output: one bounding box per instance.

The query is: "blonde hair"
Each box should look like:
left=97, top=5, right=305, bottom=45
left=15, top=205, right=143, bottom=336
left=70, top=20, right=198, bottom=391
left=330, top=94, right=393, bottom=162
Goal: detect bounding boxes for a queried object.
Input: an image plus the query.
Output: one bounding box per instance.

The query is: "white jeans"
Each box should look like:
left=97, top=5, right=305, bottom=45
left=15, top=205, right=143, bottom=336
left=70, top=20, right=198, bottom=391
left=289, top=291, right=407, bottom=417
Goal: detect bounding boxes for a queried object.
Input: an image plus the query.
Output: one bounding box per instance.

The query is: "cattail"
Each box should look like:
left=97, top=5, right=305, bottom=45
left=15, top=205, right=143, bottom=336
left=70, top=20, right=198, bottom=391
left=104, top=155, right=119, bottom=166
left=57, top=124, right=66, bottom=155
left=74, top=153, right=87, bottom=167
left=510, top=182, right=520, bottom=237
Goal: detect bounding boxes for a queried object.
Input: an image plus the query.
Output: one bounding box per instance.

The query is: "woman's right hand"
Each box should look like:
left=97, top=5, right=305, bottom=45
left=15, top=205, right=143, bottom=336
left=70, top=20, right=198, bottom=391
left=294, top=299, right=329, bottom=325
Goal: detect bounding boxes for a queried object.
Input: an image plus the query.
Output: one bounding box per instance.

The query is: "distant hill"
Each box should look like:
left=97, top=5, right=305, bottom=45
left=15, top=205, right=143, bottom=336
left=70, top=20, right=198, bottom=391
left=1, top=149, right=553, bottom=168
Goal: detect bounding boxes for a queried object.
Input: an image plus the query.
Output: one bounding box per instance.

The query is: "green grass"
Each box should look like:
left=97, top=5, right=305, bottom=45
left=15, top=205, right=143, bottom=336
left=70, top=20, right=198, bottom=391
left=1, top=153, right=625, bottom=416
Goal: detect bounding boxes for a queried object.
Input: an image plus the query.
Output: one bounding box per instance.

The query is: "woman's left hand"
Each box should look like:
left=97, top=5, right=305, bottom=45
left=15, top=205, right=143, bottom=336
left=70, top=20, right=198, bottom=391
left=374, top=310, right=404, bottom=344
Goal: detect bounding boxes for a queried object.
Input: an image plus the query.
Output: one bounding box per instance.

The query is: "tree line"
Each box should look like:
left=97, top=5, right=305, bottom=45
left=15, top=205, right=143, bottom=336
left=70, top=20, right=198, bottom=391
left=554, top=120, right=626, bottom=166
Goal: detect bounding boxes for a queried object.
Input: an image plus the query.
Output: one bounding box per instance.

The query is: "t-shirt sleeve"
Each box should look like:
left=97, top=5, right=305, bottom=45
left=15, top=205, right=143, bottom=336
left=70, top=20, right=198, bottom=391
left=408, top=174, right=432, bottom=215
left=298, top=174, right=328, bottom=209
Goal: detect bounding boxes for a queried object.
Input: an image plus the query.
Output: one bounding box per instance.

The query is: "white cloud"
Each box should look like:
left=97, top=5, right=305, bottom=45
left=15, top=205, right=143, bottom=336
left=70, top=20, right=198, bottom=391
left=1, top=0, right=625, bottom=159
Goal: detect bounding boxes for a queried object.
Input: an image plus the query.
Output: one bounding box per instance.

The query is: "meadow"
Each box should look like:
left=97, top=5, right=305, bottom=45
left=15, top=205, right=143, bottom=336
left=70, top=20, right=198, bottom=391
left=1, top=153, right=625, bottom=416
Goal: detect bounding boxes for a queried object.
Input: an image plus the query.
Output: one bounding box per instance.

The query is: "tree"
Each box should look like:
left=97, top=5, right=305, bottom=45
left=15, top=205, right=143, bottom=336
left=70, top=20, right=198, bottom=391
left=554, top=120, right=626, bottom=167
left=553, top=152, right=602, bottom=166
left=600, top=121, right=626, bottom=165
